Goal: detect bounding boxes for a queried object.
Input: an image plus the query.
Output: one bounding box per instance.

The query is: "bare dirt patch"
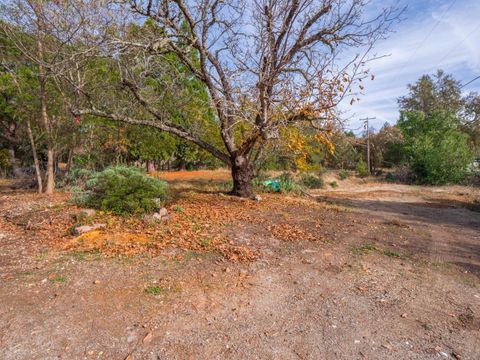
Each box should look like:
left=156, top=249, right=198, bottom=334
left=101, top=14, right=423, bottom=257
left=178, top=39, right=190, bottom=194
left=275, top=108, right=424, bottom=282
left=0, top=176, right=479, bottom=359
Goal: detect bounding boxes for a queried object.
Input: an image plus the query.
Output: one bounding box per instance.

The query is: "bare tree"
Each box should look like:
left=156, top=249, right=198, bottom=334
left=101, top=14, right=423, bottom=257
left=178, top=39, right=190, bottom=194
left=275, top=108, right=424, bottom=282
left=74, top=0, right=399, bottom=197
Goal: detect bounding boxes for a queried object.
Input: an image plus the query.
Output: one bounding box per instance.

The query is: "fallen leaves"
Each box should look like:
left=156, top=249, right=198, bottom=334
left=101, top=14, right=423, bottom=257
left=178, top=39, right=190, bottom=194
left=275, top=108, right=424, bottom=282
left=2, top=187, right=328, bottom=263
left=268, top=223, right=321, bottom=242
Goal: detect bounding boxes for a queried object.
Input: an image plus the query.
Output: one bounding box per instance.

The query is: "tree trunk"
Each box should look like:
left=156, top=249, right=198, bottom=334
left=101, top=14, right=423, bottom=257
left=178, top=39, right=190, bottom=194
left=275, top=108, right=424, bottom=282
left=27, top=120, right=43, bottom=193
left=45, top=147, right=55, bottom=194
left=65, top=148, right=74, bottom=176
left=146, top=160, right=156, bottom=173
left=230, top=155, right=254, bottom=198
left=6, top=122, right=24, bottom=179
left=36, top=2, right=55, bottom=194
left=7, top=145, right=24, bottom=179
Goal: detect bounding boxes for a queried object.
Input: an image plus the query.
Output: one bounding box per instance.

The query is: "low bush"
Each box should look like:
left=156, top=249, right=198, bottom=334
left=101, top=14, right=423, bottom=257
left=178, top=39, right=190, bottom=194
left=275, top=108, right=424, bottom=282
left=338, top=169, right=350, bottom=180
left=356, top=159, right=369, bottom=178
left=299, top=173, right=324, bottom=189
left=277, top=172, right=297, bottom=192
left=67, top=168, right=94, bottom=187
left=72, top=166, right=168, bottom=216
left=329, top=181, right=338, bottom=188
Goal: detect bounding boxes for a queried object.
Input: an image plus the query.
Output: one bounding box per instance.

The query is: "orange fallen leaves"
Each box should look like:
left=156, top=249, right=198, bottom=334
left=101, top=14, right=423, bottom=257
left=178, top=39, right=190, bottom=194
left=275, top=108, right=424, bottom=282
left=6, top=189, right=326, bottom=262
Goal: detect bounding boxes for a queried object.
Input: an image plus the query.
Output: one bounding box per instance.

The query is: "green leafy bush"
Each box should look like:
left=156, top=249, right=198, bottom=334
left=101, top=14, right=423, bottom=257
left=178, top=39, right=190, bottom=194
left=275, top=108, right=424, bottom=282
left=277, top=172, right=297, bottom=192
left=356, top=159, right=369, bottom=178
left=67, top=168, right=94, bottom=187
left=329, top=181, right=338, bottom=188
left=73, top=166, right=168, bottom=216
left=338, top=170, right=350, bottom=180
left=398, top=111, right=473, bottom=184
left=299, top=173, right=324, bottom=189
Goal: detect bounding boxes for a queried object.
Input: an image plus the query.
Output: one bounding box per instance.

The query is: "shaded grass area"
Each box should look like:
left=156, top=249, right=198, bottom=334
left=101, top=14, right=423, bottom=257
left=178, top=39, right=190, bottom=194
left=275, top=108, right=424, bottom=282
left=351, top=243, right=403, bottom=259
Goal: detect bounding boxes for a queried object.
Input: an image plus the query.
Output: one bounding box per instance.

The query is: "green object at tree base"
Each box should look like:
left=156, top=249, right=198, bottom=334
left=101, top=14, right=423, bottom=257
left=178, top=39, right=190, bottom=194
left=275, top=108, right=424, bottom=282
left=262, top=179, right=281, bottom=192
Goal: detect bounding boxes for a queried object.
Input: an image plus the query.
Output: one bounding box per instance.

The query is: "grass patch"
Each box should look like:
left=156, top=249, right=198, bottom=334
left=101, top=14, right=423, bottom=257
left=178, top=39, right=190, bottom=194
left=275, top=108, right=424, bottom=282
left=173, top=205, right=184, bottom=212
left=36, top=250, right=49, bottom=261
left=199, top=238, right=212, bottom=248
left=15, top=271, right=33, bottom=280
left=338, top=170, right=350, bottom=180
left=352, top=244, right=405, bottom=259
left=351, top=243, right=377, bottom=255
left=383, top=249, right=402, bottom=258
left=329, top=181, right=338, bottom=188
left=145, top=279, right=182, bottom=296
left=70, top=250, right=102, bottom=262
left=145, top=285, right=164, bottom=296
left=421, top=323, right=432, bottom=331
left=50, top=275, right=66, bottom=283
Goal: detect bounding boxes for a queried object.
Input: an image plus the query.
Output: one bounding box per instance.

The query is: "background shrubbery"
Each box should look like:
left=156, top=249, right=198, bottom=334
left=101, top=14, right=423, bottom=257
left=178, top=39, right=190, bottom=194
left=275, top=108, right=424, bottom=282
left=299, top=173, right=324, bottom=189
left=356, top=159, right=369, bottom=178
left=398, top=111, right=473, bottom=184
left=71, top=166, right=168, bottom=216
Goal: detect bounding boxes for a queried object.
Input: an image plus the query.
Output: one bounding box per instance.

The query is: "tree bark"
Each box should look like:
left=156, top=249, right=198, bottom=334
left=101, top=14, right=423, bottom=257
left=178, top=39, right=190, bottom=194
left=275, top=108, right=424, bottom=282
left=7, top=144, right=24, bottom=179
left=6, top=122, right=24, bottom=178
left=230, top=154, right=254, bottom=198
left=65, top=148, right=74, bottom=176
left=35, top=1, right=55, bottom=195
left=146, top=160, right=156, bottom=173
left=27, top=120, right=43, bottom=193
left=45, top=147, right=55, bottom=194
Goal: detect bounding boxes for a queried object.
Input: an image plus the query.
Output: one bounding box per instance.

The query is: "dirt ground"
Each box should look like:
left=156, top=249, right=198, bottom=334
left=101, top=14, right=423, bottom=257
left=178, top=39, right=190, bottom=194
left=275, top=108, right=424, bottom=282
left=0, top=172, right=479, bottom=360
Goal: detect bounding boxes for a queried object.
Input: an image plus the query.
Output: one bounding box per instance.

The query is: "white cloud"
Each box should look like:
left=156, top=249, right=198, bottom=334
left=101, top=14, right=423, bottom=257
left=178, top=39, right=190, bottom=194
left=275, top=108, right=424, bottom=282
left=341, top=0, right=480, bottom=133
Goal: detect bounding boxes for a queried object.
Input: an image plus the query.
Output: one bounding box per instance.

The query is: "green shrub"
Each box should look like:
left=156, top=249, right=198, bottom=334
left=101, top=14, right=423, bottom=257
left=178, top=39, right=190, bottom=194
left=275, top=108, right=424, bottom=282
left=73, top=166, right=168, bottom=216
left=252, top=172, right=271, bottom=190
left=277, top=172, right=297, bottom=192
left=405, top=131, right=472, bottom=184
left=338, top=170, right=350, bottom=180
left=329, top=181, right=338, bottom=188
left=299, top=173, right=324, bottom=189
left=385, top=172, right=396, bottom=183
left=356, top=159, right=369, bottom=178
left=67, top=168, right=94, bottom=187
left=398, top=111, right=473, bottom=184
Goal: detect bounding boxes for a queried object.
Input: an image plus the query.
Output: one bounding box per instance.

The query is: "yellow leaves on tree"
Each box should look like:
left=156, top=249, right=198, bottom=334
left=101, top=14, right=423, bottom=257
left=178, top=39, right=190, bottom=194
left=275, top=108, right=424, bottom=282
left=283, top=127, right=335, bottom=171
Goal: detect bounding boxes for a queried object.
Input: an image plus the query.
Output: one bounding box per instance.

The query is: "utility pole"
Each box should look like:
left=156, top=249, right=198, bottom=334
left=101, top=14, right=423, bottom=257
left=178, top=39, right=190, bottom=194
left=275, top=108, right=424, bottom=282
left=360, top=117, right=376, bottom=175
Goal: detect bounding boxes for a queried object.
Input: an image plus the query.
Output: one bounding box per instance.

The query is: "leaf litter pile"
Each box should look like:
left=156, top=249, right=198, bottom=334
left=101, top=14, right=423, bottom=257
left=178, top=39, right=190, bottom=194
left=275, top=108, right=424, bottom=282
left=2, top=188, right=329, bottom=263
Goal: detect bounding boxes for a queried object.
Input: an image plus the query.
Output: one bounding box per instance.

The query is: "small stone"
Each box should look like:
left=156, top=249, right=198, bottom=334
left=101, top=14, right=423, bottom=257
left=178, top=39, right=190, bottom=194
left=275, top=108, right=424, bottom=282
left=401, top=313, right=408, bottom=318
left=151, top=213, right=162, bottom=221
left=76, top=209, right=96, bottom=220
left=439, top=352, right=449, bottom=358
left=158, top=207, right=168, bottom=217
left=146, top=208, right=169, bottom=223
left=126, top=333, right=136, bottom=343
left=93, top=280, right=100, bottom=284
left=72, top=223, right=106, bottom=235
left=253, top=194, right=262, bottom=201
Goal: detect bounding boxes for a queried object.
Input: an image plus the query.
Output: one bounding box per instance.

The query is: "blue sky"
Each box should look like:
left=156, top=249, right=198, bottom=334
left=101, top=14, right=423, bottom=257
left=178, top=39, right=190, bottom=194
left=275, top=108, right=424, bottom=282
left=343, top=0, right=480, bottom=132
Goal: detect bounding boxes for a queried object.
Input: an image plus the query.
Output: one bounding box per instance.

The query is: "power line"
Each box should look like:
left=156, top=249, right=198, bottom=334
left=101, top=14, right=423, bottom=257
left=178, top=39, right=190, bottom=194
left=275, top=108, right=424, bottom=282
left=460, top=75, right=480, bottom=89
left=436, top=22, right=480, bottom=67
left=396, top=0, right=457, bottom=78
